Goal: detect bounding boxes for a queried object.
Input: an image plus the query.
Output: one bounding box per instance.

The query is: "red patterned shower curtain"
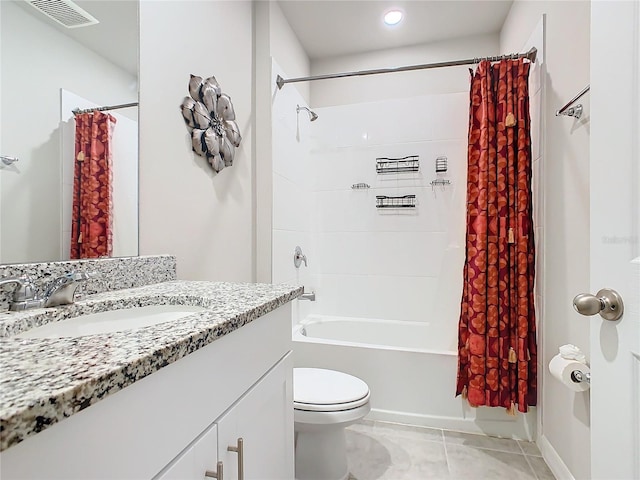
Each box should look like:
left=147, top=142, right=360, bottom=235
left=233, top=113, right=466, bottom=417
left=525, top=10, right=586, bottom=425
left=456, top=59, right=537, bottom=414
left=70, top=111, right=116, bottom=259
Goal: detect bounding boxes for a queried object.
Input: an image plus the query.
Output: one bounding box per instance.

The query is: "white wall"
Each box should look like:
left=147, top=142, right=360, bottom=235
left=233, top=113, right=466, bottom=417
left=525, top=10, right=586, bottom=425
left=138, top=1, right=253, bottom=282
left=254, top=1, right=273, bottom=283
left=501, top=2, right=591, bottom=480
left=310, top=33, right=499, bottom=107
left=270, top=2, right=311, bottom=104
left=255, top=1, right=311, bottom=283
left=0, top=0, right=137, bottom=263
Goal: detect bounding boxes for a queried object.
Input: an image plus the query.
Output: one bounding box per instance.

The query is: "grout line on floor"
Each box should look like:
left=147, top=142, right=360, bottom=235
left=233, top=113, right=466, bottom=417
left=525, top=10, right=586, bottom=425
left=522, top=451, right=541, bottom=480
left=516, top=439, right=528, bottom=455
left=369, top=418, right=444, bottom=432
left=441, top=428, right=452, bottom=477
left=442, top=438, right=528, bottom=456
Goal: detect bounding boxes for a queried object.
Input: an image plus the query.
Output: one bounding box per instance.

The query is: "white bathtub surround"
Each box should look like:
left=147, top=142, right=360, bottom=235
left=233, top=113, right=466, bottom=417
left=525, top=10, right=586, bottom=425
left=294, top=317, right=536, bottom=441
left=309, top=94, right=468, bottom=329
left=272, top=89, right=470, bottom=329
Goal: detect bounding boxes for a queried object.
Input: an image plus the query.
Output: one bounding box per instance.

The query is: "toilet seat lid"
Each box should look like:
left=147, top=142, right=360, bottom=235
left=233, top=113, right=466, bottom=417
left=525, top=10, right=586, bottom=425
left=293, top=368, right=370, bottom=411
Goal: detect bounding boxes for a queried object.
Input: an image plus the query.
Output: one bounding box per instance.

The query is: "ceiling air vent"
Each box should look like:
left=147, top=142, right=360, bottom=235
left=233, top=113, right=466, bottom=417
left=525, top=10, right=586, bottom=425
left=23, top=0, right=99, bottom=28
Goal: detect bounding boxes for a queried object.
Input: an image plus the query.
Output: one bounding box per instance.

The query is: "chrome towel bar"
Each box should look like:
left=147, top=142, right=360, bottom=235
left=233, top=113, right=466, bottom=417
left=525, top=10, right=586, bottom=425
left=556, top=85, right=590, bottom=119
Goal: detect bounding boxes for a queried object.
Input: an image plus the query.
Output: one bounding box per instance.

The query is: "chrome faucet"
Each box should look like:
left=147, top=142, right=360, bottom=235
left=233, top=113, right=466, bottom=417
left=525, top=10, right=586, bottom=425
left=0, top=276, right=40, bottom=311
left=0, top=271, right=94, bottom=311
left=41, top=272, right=94, bottom=308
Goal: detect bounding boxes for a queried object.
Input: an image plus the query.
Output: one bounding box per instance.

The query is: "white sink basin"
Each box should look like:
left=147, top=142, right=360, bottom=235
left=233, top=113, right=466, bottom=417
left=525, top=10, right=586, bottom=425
left=17, top=305, right=206, bottom=339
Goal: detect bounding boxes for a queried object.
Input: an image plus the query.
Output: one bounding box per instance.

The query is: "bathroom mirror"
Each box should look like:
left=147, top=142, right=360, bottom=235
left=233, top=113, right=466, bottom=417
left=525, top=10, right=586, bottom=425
left=0, top=0, right=139, bottom=264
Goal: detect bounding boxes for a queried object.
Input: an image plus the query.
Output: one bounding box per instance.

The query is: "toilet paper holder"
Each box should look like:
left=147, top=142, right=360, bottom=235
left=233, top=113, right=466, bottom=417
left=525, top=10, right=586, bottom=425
left=571, top=370, right=591, bottom=384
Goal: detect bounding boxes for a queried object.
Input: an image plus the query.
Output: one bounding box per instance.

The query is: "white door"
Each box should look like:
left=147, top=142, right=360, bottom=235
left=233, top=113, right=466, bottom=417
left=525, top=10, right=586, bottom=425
left=590, top=2, right=640, bottom=479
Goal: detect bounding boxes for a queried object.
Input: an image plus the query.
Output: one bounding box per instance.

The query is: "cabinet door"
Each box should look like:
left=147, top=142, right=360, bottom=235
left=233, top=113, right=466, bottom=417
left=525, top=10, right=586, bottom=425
left=216, top=353, right=294, bottom=480
left=155, top=423, right=218, bottom=480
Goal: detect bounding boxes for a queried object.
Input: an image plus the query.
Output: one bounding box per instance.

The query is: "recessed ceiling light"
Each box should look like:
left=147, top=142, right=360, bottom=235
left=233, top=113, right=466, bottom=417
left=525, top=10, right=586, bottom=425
left=384, top=10, right=403, bottom=26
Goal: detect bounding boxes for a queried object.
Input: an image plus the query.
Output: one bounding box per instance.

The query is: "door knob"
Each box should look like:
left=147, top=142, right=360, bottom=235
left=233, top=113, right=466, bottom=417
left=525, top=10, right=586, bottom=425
left=573, top=288, right=624, bottom=321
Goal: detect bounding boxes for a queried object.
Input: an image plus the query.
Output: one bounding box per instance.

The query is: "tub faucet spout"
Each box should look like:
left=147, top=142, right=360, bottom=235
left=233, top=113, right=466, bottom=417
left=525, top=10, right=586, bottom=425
left=299, top=291, right=316, bottom=301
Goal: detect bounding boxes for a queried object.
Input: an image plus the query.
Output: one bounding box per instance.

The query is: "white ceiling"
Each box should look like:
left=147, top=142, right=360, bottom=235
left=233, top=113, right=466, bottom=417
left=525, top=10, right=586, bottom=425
left=278, top=0, right=514, bottom=60
left=16, top=1, right=513, bottom=77
left=16, top=0, right=138, bottom=76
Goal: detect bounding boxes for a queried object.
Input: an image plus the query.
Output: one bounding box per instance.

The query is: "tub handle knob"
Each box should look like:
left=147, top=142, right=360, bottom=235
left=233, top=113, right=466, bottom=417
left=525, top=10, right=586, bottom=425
left=294, top=246, right=308, bottom=268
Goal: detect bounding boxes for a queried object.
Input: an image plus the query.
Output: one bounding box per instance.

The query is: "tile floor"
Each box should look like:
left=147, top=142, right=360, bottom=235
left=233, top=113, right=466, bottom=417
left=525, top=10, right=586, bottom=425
left=346, top=421, right=556, bottom=480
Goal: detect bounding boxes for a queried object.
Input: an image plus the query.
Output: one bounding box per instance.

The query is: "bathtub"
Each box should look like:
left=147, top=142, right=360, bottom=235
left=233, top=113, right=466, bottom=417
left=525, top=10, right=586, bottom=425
left=292, top=314, right=535, bottom=440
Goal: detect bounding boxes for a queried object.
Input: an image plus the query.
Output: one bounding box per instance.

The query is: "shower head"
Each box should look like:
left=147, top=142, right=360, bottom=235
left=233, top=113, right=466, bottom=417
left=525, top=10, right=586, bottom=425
left=297, top=104, right=318, bottom=122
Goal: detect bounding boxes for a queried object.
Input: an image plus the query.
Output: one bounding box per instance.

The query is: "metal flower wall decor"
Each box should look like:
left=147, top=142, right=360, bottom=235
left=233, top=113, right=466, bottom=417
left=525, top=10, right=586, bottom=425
left=180, top=74, right=242, bottom=173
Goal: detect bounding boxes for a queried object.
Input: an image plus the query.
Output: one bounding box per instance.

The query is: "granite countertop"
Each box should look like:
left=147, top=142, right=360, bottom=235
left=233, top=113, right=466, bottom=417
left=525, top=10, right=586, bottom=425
left=0, top=280, right=303, bottom=452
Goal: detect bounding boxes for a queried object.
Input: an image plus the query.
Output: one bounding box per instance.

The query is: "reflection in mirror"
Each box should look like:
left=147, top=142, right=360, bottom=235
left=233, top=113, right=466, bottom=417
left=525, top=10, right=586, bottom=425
left=0, top=0, right=139, bottom=264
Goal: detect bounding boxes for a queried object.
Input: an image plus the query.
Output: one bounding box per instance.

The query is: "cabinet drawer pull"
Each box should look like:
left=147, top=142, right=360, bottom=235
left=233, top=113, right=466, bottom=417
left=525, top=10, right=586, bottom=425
left=205, top=461, right=224, bottom=479
left=227, top=437, right=244, bottom=480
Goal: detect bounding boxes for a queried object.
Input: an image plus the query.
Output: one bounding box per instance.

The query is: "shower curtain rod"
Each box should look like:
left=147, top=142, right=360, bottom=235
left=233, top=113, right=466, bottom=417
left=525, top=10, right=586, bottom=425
left=72, top=102, right=139, bottom=115
left=276, top=47, right=537, bottom=89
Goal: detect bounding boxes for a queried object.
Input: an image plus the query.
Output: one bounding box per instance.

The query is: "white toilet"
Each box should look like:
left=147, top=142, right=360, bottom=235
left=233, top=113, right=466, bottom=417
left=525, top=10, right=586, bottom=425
left=293, top=368, right=371, bottom=480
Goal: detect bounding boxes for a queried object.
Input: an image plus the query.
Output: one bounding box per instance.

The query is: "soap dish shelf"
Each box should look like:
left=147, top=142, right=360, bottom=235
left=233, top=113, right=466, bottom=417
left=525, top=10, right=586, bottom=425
left=376, top=156, right=419, bottom=174
left=376, top=195, right=416, bottom=209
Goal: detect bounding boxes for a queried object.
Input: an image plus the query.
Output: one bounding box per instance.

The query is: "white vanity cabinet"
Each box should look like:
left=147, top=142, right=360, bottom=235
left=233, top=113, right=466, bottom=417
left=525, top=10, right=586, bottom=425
left=0, top=305, right=294, bottom=480
left=155, top=423, right=219, bottom=480
left=156, top=353, right=293, bottom=480
left=215, top=354, right=293, bottom=480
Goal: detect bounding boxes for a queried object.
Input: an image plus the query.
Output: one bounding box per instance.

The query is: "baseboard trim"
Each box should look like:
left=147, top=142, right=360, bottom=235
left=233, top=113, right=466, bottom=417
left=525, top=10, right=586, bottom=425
left=538, top=434, right=575, bottom=480
left=367, top=407, right=535, bottom=441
